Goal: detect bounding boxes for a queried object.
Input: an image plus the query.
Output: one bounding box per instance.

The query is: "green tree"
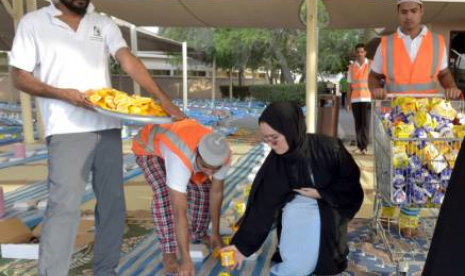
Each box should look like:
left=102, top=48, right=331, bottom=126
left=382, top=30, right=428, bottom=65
left=159, top=0, right=372, bottom=82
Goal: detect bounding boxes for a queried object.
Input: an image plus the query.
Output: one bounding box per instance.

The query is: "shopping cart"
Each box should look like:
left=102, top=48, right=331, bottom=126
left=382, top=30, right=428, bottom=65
left=371, top=98, right=465, bottom=275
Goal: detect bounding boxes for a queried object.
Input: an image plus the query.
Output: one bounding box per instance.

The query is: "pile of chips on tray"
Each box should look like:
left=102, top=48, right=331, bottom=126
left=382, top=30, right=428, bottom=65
left=86, top=88, right=168, bottom=117
left=379, top=97, right=465, bottom=205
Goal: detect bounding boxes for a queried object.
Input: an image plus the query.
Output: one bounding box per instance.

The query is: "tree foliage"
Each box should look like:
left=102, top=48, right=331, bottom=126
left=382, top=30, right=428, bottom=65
left=158, top=0, right=371, bottom=82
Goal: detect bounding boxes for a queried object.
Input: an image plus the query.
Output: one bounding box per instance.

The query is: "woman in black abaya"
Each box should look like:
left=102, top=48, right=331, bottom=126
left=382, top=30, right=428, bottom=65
left=422, top=140, right=465, bottom=275
left=221, top=102, right=364, bottom=275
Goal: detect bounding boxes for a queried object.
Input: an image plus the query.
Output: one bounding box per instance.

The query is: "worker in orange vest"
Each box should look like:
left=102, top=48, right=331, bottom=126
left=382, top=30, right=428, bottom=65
left=132, top=119, right=231, bottom=276
left=369, top=0, right=463, bottom=239
left=347, top=43, right=372, bottom=155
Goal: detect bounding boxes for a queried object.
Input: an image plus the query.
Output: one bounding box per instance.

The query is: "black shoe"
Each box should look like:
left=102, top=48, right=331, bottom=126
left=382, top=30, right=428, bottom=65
left=271, top=249, right=282, bottom=263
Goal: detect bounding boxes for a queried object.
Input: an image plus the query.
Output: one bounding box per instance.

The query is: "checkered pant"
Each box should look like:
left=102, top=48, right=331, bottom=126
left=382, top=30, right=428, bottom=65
left=135, top=155, right=211, bottom=254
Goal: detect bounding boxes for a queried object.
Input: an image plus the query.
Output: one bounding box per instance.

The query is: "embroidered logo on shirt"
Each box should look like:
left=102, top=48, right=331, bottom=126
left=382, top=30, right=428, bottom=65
left=91, top=26, right=103, bottom=41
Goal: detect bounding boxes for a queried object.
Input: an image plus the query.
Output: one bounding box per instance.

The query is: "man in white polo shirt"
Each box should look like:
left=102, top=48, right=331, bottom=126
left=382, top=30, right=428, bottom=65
left=9, top=0, right=185, bottom=275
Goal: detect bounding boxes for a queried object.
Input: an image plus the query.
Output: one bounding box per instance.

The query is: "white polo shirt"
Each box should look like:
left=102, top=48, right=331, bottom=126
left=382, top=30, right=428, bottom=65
left=9, top=2, right=128, bottom=137
left=371, top=26, right=448, bottom=75
left=160, top=143, right=230, bottom=193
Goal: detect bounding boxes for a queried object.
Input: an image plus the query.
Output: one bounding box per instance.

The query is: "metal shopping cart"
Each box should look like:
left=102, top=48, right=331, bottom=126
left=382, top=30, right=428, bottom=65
left=371, top=98, right=465, bottom=275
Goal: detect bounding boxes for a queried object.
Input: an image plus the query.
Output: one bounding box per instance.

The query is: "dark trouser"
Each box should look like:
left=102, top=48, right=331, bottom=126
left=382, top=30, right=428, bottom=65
left=39, top=129, right=125, bottom=276
left=351, top=102, right=370, bottom=151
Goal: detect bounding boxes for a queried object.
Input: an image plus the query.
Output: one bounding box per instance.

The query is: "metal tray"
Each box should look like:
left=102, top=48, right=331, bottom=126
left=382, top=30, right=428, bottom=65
left=89, top=104, right=173, bottom=124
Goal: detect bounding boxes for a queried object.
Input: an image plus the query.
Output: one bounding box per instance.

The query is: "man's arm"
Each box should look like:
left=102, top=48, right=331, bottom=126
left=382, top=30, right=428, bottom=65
left=209, top=178, right=224, bottom=248
left=115, top=48, right=186, bottom=119
left=369, top=71, right=387, bottom=100
left=11, top=67, right=87, bottom=107
left=169, top=188, right=195, bottom=275
left=346, top=83, right=353, bottom=111
left=437, top=68, right=463, bottom=99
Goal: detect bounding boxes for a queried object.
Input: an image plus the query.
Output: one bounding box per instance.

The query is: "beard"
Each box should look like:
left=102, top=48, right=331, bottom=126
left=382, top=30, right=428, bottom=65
left=59, top=0, right=90, bottom=15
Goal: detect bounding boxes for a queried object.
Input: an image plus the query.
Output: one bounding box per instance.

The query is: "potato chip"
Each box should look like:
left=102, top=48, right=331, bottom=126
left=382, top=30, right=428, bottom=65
left=86, top=88, right=168, bottom=117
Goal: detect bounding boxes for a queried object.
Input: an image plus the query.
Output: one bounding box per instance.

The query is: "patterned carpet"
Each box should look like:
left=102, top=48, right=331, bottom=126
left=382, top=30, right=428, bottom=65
left=0, top=217, right=432, bottom=276
left=0, top=142, right=434, bottom=276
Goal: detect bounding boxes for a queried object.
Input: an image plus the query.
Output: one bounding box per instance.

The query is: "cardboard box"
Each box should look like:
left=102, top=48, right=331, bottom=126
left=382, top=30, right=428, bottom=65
left=0, top=218, right=34, bottom=243
left=0, top=218, right=95, bottom=259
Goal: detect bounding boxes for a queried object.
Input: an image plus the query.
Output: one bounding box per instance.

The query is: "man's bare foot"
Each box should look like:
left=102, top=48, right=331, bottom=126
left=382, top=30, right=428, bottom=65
left=162, top=253, right=178, bottom=274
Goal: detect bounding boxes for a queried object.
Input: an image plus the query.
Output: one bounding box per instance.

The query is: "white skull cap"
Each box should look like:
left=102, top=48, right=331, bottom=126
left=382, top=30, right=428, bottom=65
left=397, top=0, right=423, bottom=5
left=198, top=132, right=230, bottom=167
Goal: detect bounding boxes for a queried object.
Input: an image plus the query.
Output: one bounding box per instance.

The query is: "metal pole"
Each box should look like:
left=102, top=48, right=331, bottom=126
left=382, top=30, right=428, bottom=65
left=130, top=24, right=141, bottom=95
left=229, top=68, right=233, bottom=100
left=211, top=57, right=216, bottom=108
left=182, top=42, right=188, bottom=112
left=305, top=0, right=318, bottom=133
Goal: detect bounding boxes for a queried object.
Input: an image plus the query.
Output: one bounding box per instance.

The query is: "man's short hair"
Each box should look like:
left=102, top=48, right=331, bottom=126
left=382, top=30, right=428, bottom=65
left=355, top=43, right=366, bottom=51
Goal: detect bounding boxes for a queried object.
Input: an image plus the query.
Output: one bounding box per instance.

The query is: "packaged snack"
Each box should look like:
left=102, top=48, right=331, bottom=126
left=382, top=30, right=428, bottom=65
left=428, top=131, right=440, bottom=139
left=235, top=202, right=246, bottom=217
left=444, top=150, right=459, bottom=168
left=398, top=97, right=417, bottom=115
left=414, top=111, right=433, bottom=129
left=393, top=152, right=409, bottom=168
left=417, top=144, right=439, bottom=164
left=440, top=168, right=453, bottom=182
left=243, top=186, right=252, bottom=197
left=222, top=236, right=232, bottom=246
left=414, top=128, right=428, bottom=139
left=393, top=141, right=408, bottom=154
left=393, top=188, right=408, bottom=204
left=408, top=155, right=422, bottom=171
left=414, top=169, right=431, bottom=184
left=220, top=251, right=235, bottom=267
left=432, top=142, right=450, bottom=156
left=412, top=184, right=428, bottom=204
left=430, top=100, right=457, bottom=121
left=415, top=98, right=430, bottom=112
left=394, top=123, right=415, bottom=138
left=392, top=173, right=405, bottom=189
left=439, top=127, right=455, bottom=138
left=428, top=155, right=448, bottom=174
left=432, top=189, right=445, bottom=205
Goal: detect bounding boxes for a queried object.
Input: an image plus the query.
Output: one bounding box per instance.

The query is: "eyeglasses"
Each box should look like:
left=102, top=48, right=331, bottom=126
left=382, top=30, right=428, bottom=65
left=261, top=134, right=282, bottom=145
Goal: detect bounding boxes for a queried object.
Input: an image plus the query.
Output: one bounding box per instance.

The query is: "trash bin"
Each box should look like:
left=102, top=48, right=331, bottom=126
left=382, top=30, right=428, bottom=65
left=317, top=94, right=340, bottom=137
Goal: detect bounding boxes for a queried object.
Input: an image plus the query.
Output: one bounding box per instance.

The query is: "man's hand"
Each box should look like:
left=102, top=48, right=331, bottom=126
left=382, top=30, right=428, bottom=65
left=220, top=245, right=246, bottom=270
left=371, top=88, right=388, bottom=100
left=346, top=101, right=351, bottom=112
left=160, top=99, right=187, bottom=120
left=62, top=89, right=92, bottom=109
left=445, top=87, right=463, bottom=100
left=178, top=258, right=195, bottom=276
left=210, top=233, right=224, bottom=250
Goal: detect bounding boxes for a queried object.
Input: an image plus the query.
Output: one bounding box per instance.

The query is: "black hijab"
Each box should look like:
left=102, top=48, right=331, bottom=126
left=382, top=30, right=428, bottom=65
left=231, top=102, right=315, bottom=256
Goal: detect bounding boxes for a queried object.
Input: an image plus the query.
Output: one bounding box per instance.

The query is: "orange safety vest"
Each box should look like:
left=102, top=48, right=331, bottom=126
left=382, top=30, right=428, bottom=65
left=349, top=60, right=372, bottom=102
left=381, top=30, right=445, bottom=96
left=132, top=119, right=213, bottom=185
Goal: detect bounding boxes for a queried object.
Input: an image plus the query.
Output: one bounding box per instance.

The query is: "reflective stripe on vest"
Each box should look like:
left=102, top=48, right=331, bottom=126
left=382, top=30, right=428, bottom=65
left=136, top=125, right=196, bottom=163
left=384, top=31, right=442, bottom=94
left=350, top=61, right=371, bottom=101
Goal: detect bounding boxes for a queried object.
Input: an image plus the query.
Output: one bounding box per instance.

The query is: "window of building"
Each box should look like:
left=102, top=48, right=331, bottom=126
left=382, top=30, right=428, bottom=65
left=149, top=69, right=171, bottom=76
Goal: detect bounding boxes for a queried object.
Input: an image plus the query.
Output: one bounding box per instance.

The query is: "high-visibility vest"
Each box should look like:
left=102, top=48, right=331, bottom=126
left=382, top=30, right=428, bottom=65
left=349, top=60, right=372, bottom=102
left=381, top=30, right=445, bottom=96
left=132, top=119, right=213, bottom=184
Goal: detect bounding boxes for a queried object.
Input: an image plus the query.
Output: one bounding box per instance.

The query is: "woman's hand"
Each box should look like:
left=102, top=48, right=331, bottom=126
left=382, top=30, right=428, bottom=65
left=220, top=245, right=246, bottom=270
left=293, top=187, right=321, bottom=199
